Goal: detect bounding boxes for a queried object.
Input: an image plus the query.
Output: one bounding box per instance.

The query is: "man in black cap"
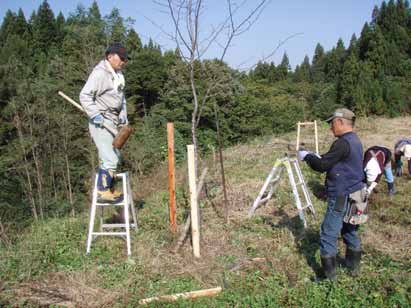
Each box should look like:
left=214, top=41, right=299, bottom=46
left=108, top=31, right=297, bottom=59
left=298, top=108, right=366, bottom=280
left=80, top=43, right=130, bottom=203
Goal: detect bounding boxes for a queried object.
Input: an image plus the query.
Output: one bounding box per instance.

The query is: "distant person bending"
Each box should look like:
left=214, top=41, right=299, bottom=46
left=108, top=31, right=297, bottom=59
left=80, top=43, right=130, bottom=203
left=298, top=108, right=365, bottom=280
left=364, top=146, right=395, bottom=195
left=393, top=138, right=411, bottom=177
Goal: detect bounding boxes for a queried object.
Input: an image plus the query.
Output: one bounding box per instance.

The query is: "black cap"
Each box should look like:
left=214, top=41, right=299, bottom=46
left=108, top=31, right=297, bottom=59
left=105, top=43, right=130, bottom=61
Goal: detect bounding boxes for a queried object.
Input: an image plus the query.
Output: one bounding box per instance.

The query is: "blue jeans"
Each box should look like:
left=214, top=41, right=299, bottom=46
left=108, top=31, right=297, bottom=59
left=383, top=163, right=394, bottom=183
left=320, top=195, right=361, bottom=256
left=89, top=120, right=120, bottom=170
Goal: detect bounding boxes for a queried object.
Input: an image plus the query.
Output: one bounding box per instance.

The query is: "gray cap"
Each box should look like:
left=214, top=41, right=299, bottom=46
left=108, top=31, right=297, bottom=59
left=326, top=108, right=356, bottom=123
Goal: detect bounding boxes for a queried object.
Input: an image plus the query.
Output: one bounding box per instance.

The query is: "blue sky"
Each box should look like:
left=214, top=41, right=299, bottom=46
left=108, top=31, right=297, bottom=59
left=0, top=0, right=384, bottom=70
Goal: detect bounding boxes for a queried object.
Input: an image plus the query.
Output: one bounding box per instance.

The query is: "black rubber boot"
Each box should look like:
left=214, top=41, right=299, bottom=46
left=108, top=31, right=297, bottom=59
left=387, top=182, right=395, bottom=195
left=321, top=255, right=337, bottom=281
left=345, top=248, right=361, bottom=277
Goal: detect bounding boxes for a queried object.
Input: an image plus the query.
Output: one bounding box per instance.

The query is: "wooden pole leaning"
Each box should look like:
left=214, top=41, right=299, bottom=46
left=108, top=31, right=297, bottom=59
left=187, top=145, right=200, bottom=258
left=296, top=121, right=319, bottom=155
left=167, top=123, right=176, bottom=234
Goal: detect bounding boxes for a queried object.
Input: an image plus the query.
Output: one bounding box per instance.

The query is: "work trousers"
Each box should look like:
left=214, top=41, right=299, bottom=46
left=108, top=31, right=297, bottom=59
left=320, top=195, right=361, bottom=256
left=89, top=120, right=120, bottom=171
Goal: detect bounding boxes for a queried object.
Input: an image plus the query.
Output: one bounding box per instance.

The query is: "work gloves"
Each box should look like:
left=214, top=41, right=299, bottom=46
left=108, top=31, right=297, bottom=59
left=119, top=115, right=128, bottom=126
left=298, top=150, right=310, bottom=161
left=298, top=150, right=321, bottom=161
left=366, top=181, right=378, bottom=196
left=92, top=114, right=104, bottom=127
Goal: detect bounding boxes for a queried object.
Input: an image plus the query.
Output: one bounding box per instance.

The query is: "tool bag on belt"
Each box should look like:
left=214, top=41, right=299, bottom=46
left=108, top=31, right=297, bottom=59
left=343, top=186, right=369, bottom=225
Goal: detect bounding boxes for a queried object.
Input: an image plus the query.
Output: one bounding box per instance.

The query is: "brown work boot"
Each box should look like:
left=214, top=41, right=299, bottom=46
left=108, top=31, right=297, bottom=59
left=97, top=189, right=123, bottom=204
left=110, top=187, right=123, bottom=199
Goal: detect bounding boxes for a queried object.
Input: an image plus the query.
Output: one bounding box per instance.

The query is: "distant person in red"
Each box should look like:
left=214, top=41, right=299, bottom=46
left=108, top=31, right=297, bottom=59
left=363, top=146, right=394, bottom=195
left=393, top=138, right=411, bottom=177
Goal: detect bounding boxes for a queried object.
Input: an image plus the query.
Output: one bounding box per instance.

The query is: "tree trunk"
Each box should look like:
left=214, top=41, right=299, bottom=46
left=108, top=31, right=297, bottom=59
left=189, top=62, right=199, bottom=164
left=32, top=148, right=44, bottom=219
left=64, top=152, right=75, bottom=217
left=13, top=115, right=38, bottom=220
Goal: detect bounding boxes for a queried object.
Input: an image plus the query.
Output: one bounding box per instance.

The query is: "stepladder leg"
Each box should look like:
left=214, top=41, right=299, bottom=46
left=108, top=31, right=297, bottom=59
left=127, top=174, right=138, bottom=230
left=86, top=174, right=99, bottom=254
left=122, top=174, right=131, bottom=256
left=249, top=160, right=283, bottom=217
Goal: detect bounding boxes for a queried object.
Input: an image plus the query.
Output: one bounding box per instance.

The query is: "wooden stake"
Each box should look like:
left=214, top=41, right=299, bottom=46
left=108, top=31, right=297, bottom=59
left=314, top=120, right=319, bottom=155
left=138, top=287, right=222, bottom=305
left=296, top=120, right=319, bottom=154
left=167, top=123, right=176, bottom=234
left=174, top=168, right=208, bottom=252
left=187, top=145, right=200, bottom=258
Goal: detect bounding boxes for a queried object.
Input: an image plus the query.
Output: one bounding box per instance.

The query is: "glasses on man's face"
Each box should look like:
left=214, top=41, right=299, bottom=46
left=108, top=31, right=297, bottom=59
left=329, top=118, right=336, bottom=128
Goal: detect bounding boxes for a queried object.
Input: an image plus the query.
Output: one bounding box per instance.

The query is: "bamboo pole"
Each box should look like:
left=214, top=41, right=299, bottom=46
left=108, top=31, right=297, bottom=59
left=296, top=122, right=301, bottom=151
left=167, top=123, right=176, bottom=234
left=138, top=287, right=222, bottom=305
left=187, top=145, right=200, bottom=258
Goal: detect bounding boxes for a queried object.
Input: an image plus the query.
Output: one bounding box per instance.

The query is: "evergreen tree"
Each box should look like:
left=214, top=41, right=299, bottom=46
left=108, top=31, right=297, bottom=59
left=104, top=8, right=126, bottom=44
left=311, top=43, right=326, bottom=82
left=126, top=29, right=142, bottom=52
left=358, top=22, right=372, bottom=60
left=31, top=0, right=57, bottom=53
left=277, top=53, right=290, bottom=80
left=337, top=52, right=360, bottom=110
left=294, top=55, right=311, bottom=82
left=0, top=10, right=16, bottom=46
left=88, top=1, right=105, bottom=45
left=347, top=34, right=359, bottom=57
left=324, top=38, right=345, bottom=82
left=55, top=12, right=66, bottom=47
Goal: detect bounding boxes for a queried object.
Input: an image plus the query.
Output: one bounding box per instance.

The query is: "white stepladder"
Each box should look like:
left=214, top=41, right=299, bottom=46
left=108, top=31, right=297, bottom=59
left=248, top=156, right=315, bottom=228
left=86, top=171, right=138, bottom=256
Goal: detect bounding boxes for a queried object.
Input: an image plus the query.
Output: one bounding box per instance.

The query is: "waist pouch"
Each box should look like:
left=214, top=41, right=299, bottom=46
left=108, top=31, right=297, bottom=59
left=344, top=187, right=369, bottom=225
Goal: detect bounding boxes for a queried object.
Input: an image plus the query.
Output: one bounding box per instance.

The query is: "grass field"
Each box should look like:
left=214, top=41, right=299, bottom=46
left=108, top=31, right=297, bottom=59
left=0, top=116, right=410, bottom=307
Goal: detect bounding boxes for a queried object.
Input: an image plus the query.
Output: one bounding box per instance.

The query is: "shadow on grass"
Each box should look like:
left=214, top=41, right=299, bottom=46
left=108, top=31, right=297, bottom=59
left=307, top=179, right=327, bottom=201
left=263, top=209, right=322, bottom=279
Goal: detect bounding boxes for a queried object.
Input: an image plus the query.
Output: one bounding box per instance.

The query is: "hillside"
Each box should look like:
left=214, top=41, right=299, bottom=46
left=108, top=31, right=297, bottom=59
left=0, top=116, right=410, bottom=307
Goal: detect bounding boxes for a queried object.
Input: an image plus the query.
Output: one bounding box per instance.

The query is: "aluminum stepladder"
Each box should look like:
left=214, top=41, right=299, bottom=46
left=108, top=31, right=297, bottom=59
left=86, top=171, right=138, bottom=256
left=248, top=156, right=315, bottom=228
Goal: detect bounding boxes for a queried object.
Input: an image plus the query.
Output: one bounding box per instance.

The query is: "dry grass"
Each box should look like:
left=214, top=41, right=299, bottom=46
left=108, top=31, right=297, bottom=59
left=5, top=116, right=411, bottom=306
left=7, top=272, right=119, bottom=308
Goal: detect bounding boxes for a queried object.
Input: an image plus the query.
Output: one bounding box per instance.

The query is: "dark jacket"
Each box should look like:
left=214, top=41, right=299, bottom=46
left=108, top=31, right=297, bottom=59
left=305, top=132, right=365, bottom=197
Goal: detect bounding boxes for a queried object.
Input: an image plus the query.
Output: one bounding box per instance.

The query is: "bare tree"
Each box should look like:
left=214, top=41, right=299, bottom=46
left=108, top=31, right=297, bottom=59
left=157, top=0, right=269, bottom=222
left=161, top=0, right=269, bottom=153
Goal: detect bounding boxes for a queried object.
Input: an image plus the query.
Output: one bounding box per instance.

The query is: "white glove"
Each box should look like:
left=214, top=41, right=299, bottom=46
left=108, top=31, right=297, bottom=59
left=119, top=114, right=128, bottom=126
left=298, top=150, right=310, bottom=161
left=366, top=181, right=378, bottom=195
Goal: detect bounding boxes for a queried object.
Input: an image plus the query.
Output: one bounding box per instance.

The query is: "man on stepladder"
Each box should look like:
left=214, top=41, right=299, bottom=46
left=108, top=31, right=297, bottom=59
left=298, top=108, right=366, bottom=280
left=80, top=43, right=129, bottom=203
